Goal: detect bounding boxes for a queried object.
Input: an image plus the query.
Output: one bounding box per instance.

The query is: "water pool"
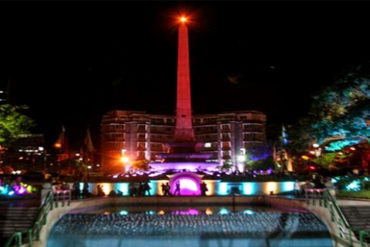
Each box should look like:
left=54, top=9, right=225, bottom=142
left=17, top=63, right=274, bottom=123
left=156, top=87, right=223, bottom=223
left=47, top=206, right=333, bottom=247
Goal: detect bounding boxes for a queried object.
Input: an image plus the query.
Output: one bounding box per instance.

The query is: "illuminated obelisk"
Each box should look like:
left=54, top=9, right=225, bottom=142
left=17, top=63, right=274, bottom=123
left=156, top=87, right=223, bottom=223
left=174, top=16, right=195, bottom=142
left=149, top=15, right=219, bottom=173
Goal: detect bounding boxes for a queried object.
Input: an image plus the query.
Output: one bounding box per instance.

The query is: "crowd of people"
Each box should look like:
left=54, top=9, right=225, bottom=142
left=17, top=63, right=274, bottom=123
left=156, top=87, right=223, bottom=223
left=129, top=182, right=151, bottom=196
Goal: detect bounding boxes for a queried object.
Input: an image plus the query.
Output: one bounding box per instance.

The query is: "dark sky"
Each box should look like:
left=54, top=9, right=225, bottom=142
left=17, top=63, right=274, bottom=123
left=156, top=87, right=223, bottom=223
left=1, top=1, right=370, bottom=149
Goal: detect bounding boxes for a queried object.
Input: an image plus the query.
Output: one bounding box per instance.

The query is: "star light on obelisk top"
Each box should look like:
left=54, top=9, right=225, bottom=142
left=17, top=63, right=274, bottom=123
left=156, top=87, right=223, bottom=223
left=179, top=16, right=188, bottom=23
left=174, top=14, right=195, bottom=142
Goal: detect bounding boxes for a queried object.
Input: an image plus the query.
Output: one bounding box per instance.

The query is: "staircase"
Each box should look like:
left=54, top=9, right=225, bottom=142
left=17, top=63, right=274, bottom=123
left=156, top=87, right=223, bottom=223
left=0, top=201, right=40, bottom=245
left=340, top=205, right=370, bottom=243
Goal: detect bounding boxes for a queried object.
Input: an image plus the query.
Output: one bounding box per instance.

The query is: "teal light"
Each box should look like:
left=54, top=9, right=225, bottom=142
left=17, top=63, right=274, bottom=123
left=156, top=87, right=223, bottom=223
left=116, top=183, right=129, bottom=196
left=145, top=210, right=156, bottom=215
left=242, top=182, right=256, bottom=195
left=8, top=191, right=14, bottom=196
left=346, top=180, right=361, bottom=191
left=324, top=139, right=359, bottom=151
left=149, top=181, right=157, bottom=196
left=217, top=182, right=229, bottom=195
left=219, top=208, right=230, bottom=215
left=282, top=181, right=295, bottom=192
left=79, top=182, right=84, bottom=192
left=0, top=186, right=5, bottom=195
left=119, top=210, right=129, bottom=215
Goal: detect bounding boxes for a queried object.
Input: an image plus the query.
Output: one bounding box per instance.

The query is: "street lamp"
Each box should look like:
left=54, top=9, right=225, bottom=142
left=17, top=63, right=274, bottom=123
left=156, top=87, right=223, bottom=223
left=120, top=156, right=129, bottom=164
left=120, top=154, right=131, bottom=173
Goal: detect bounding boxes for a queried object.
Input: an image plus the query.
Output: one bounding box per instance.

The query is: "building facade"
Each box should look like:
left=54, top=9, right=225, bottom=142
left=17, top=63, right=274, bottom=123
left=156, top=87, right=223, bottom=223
left=101, top=110, right=266, bottom=170
left=0, top=88, right=6, bottom=104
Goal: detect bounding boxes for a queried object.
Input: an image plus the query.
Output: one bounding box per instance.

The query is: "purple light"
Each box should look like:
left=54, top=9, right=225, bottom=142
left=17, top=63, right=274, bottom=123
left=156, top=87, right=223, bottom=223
left=172, top=208, right=200, bottom=215
left=169, top=172, right=202, bottom=196
left=149, top=162, right=219, bottom=172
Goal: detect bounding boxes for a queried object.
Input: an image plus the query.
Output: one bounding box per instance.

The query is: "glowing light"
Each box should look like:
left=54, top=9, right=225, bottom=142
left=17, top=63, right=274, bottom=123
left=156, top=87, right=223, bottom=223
left=205, top=208, right=213, bottom=215
left=243, top=209, right=254, bottom=215
left=217, top=182, right=229, bottom=195
left=27, top=185, right=33, bottom=193
left=119, top=210, right=129, bottom=215
left=170, top=173, right=202, bottom=196
left=120, top=156, right=129, bottom=163
left=282, top=181, right=295, bottom=192
left=148, top=181, right=156, bottom=195
left=178, top=178, right=198, bottom=195
left=116, top=183, right=129, bottom=196
left=158, top=210, right=165, bottom=215
left=101, top=183, right=112, bottom=195
left=150, top=162, right=219, bottom=172
left=309, top=166, right=316, bottom=171
left=54, top=143, right=62, bottom=148
left=179, top=16, right=188, bottom=23
left=156, top=180, right=168, bottom=196
left=18, top=187, right=25, bottom=194
left=79, top=182, right=84, bottom=192
left=8, top=191, right=14, bottom=196
left=204, top=142, right=212, bottom=148
left=219, top=208, right=229, bottom=215
left=173, top=209, right=199, bottom=215
left=266, top=182, right=277, bottom=195
left=204, top=180, right=215, bottom=196
left=313, top=143, right=319, bottom=148
left=237, top=155, right=246, bottom=162
left=301, top=155, right=309, bottom=160
left=242, top=182, right=256, bottom=195
left=346, top=180, right=361, bottom=191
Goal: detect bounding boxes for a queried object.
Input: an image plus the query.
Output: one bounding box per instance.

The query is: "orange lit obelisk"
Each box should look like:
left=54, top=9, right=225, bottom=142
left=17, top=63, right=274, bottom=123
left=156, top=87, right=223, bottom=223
left=174, top=16, right=195, bottom=142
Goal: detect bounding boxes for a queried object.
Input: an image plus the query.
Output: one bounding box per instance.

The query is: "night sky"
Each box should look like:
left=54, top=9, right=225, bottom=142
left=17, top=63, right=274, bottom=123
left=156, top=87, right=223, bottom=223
left=1, top=1, right=370, bottom=149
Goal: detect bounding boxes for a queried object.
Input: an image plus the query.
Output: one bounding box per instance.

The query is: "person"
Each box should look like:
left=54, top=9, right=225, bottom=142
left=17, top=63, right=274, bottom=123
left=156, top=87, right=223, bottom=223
left=201, top=182, right=208, bottom=196
left=312, top=174, right=325, bottom=189
left=83, top=181, right=89, bottom=197
left=72, top=181, right=79, bottom=198
left=138, top=182, right=144, bottom=196
left=165, top=183, right=171, bottom=196
left=97, top=184, right=105, bottom=196
left=324, top=177, right=336, bottom=198
left=144, top=181, right=151, bottom=196
left=161, top=183, right=166, bottom=196
left=129, top=183, right=136, bottom=197
left=174, top=181, right=181, bottom=196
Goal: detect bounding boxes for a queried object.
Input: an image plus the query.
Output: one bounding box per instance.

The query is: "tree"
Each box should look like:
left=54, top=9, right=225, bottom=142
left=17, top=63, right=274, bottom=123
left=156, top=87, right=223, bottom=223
left=287, top=63, right=370, bottom=153
left=0, top=104, right=34, bottom=147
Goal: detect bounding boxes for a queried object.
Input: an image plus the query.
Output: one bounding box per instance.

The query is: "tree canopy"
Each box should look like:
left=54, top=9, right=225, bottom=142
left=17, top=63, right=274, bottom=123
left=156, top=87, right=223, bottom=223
left=287, top=64, right=370, bottom=153
left=0, top=104, right=34, bottom=146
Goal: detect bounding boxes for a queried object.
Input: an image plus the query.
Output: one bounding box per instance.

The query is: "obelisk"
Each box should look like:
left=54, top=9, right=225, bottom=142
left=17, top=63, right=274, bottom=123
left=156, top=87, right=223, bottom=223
left=174, top=16, right=195, bottom=142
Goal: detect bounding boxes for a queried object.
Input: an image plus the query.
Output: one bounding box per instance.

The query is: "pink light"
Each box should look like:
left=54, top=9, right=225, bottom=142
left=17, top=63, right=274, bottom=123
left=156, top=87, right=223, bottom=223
left=170, top=175, right=201, bottom=196
left=172, top=208, right=199, bottom=215
left=18, top=187, right=25, bottom=194
left=149, top=162, right=219, bottom=172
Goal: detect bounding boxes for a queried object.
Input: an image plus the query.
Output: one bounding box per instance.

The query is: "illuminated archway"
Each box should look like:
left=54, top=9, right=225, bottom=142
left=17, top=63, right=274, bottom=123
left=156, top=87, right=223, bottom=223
left=169, top=172, right=202, bottom=196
